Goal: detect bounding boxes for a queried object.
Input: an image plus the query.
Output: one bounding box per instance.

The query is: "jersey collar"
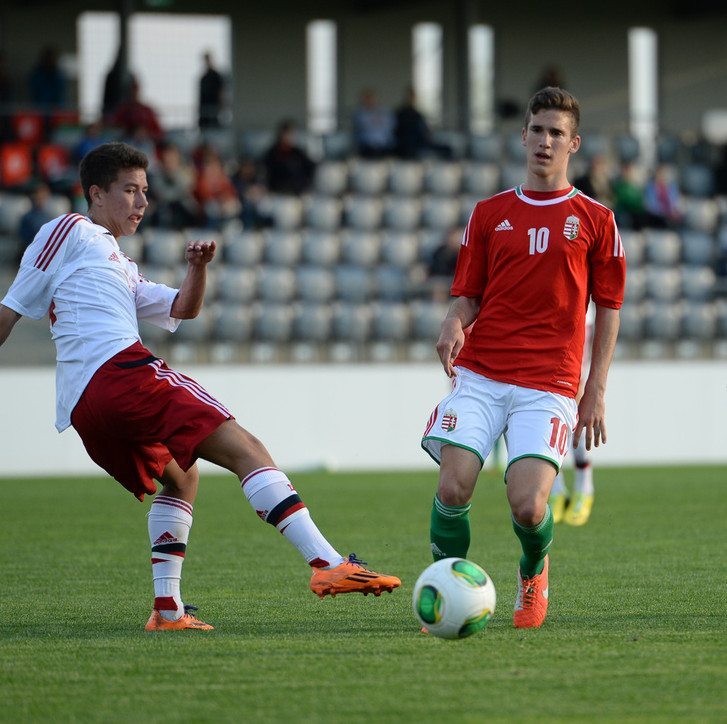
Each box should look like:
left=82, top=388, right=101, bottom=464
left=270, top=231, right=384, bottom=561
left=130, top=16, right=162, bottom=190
left=515, top=185, right=579, bottom=206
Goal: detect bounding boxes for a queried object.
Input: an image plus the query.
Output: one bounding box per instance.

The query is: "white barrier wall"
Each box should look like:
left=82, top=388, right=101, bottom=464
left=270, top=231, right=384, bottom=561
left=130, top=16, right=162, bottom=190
left=1, top=361, right=725, bottom=476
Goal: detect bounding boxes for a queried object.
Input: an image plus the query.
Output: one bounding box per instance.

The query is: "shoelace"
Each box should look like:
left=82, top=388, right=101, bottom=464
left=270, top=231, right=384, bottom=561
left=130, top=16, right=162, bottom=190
left=520, top=580, right=538, bottom=608
left=183, top=604, right=200, bottom=615
left=347, top=553, right=368, bottom=567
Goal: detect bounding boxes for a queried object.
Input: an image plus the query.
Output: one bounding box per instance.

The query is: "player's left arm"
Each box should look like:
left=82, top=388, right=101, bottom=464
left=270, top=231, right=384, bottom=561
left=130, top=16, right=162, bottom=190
left=0, top=304, right=21, bottom=348
left=171, top=240, right=217, bottom=320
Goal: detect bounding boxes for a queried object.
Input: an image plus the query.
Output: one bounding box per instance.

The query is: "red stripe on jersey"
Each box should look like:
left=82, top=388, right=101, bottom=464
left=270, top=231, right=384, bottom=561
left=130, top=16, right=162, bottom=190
left=241, top=466, right=279, bottom=488
left=35, top=214, right=84, bottom=271
left=34, top=214, right=75, bottom=267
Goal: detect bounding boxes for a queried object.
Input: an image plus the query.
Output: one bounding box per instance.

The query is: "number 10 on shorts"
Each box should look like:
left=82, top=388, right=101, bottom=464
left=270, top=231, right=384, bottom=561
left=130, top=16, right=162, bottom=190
left=549, top=416, right=569, bottom=455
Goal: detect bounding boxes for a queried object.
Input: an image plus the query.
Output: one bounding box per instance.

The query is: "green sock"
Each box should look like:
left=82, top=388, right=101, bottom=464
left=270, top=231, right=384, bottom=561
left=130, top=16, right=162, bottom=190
left=430, top=495, right=471, bottom=561
left=512, top=505, right=553, bottom=577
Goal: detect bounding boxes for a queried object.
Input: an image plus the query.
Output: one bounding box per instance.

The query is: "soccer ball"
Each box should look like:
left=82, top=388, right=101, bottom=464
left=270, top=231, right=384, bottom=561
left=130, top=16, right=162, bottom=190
left=412, top=558, right=496, bottom=639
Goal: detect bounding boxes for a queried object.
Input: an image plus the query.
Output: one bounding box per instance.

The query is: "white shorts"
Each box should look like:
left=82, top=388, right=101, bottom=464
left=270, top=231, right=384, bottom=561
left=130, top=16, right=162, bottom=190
left=421, top=367, right=578, bottom=476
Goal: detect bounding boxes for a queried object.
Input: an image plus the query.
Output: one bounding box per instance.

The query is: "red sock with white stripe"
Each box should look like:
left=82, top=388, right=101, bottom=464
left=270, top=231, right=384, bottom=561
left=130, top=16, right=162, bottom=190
left=241, top=467, right=345, bottom=569
left=148, top=495, right=193, bottom=622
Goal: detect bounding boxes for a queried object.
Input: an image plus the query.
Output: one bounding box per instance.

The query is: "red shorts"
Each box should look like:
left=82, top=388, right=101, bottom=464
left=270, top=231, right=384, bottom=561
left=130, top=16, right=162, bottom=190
left=71, top=342, right=232, bottom=501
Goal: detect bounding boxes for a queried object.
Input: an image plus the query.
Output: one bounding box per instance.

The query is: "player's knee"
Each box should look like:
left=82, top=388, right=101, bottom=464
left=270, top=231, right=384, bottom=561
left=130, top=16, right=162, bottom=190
left=437, top=478, right=473, bottom=507
left=511, top=500, right=546, bottom=527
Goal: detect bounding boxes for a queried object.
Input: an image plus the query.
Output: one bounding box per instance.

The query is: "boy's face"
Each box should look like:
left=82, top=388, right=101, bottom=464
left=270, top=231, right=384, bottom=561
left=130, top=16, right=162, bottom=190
left=522, top=109, right=580, bottom=181
left=89, top=167, right=148, bottom=238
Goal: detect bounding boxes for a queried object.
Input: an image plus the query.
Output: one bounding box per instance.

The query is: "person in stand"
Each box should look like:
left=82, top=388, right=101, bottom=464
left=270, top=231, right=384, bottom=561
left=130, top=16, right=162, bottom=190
left=263, top=120, right=315, bottom=194
left=420, top=87, right=626, bottom=629
left=0, top=142, right=400, bottom=632
left=198, top=51, right=225, bottom=129
left=352, top=88, right=395, bottom=158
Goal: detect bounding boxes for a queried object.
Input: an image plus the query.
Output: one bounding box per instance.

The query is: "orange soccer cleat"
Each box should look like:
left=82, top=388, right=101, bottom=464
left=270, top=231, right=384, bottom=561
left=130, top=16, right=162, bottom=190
left=310, top=554, right=401, bottom=598
left=513, top=555, right=549, bottom=629
left=144, top=604, right=214, bottom=631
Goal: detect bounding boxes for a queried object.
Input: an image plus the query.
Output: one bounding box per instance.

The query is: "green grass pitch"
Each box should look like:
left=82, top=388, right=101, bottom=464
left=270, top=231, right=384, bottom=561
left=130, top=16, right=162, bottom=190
left=1, top=465, right=725, bottom=722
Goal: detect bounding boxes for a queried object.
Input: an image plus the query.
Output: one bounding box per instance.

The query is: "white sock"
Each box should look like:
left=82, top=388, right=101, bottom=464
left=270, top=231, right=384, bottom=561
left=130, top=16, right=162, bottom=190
left=573, top=437, right=594, bottom=496
left=148, top=495, right=193, bottom=621
left=241, top=467, right=344, bottom=569
left=551, top=470, right=567, bottom=496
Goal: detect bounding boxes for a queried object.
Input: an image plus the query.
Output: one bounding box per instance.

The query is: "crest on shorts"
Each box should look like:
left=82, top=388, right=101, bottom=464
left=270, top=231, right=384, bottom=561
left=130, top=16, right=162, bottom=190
left=563, top=215, right=580, bottom=240
left=441, top=408, right=458, bottom=432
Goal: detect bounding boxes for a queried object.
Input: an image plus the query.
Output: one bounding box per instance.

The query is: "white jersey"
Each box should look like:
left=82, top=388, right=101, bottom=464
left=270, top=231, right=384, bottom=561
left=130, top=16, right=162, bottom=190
left=1, top=213, right=180, bottom=431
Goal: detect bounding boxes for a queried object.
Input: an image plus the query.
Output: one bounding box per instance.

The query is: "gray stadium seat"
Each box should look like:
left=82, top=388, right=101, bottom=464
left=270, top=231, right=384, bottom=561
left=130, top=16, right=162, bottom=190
left=321, top=131, right=353, bottom=160
left=380, top=231, right=419, bottom=269
left=332, top=303, right=372, bottom=342
left=0, top=193, right=31, bottom=233
left=680, top=265, right=716, bottom=300
left=264, top=230, right=302, bottom=266
left=418, top=229, right=448, bottom=263
left=681, top=230, right=716, bottom=266
left=424, top=162, right=463, bottom=195
left=680, top=164, right=715, bottom=197
left=375, top=265, right=409, bottom=301
left=656, top=135, right=681, bottom=163
left=239, top=129, right=275, bottom=160
left=617, top=302, right=644, bottom=341
left=293, top=303, right=333, bottom=342
left=344, top=196, right=384, bottom=230
left=410, top=301, right=449, bottom=340
left=217, top=267, right=257, bottom=303
left=616, top=135, right=640, bottom=163
left=138, top=265, right=176, bottom=288
left=174, top=264, right=218, bottom=301
left=389, top=161, right=424, bottom=195
left=165, top=128, right=200, bottom=156
left=257, top=266, right=296, bottom=302
left=301, top=230, right=340, bottom=267
left=253, top=304, right=293, bottom=342
left=175, top=307, right=213, bottom=343
left=314, top=161, right=349, bottom=196
left=620, top=230, right=644, bottom=267
left=339, top=231, right=380, bottom=267
left=500, top=164, right=524, bottom=190
left=645, top=267, right=681, bottom=302
left=579, top=133, right=611, bottom=161
left=682, top=198, right=719, bottom=234
left=458, top=196, right=479, bottom=225
left=505, top=132, right=527, bottom=163
left=304, top=196, right=342, bottom=231
left=223, top=230, right=265, bottom=267
left=265, top=195, right=304, bottom=230
left=643, top=229, right=681, bottom=266
left=334, top=265, right=372, bottom=302
left=202, top=128, right=236, bottom=158
left=623, top=267, right=647, bottom=303
left=431, top=129, right=467, bottom=159
left=681, top=301, right=716, bottom=339
left=118, top=233, right=144, bottom=262
left=421, top=196, right=461, bottom=230
left=296, top=266, right=336, bottom=303
left=348, top=161, right=389, bottom=195
left=461, top=163, right=500, bottom=197
left=213, top=306, right=254, bottom=342
left=643, top=301, right=682, bottom=340
left=382, top=197, right=422, bottom=231
left=715, top=299, right=727, bottom=337
left=469, top=134, right=503, bottom=163
left=47, top=194, right=71, bottom=217
left=371, top=303, right=411, bottom=340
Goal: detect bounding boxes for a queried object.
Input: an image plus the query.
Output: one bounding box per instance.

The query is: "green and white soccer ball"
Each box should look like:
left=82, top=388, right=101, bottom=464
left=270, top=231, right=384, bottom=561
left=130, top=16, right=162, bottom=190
left=412, top=558, right=496, bottom=639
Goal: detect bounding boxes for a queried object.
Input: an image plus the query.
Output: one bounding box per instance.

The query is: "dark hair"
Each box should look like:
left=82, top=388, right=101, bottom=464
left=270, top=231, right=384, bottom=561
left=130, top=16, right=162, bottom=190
left=79, top=142, right=148, bottom=205
left=525, top=86, right=580, bottom=134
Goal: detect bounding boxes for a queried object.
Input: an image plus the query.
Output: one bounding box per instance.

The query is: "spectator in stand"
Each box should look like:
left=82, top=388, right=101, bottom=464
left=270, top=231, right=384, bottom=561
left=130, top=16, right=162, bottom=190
left=149, top=142, right=200, bottom=230
left=194, top=145, right=241, bottom=228
left=394, top=87, right=451, bottom=160
left=263, top=120, right=315, bottom=195
left=18, top=182, right=56, bottom=257
left=102, top=50, right=133, bottom=122
left=643, top=164, right=683, bottom=228
left=353, top=88, right=395, bottom=158
left=231, top=157, right=271, bottom=229
left=574, top=154, right=614, bottom=208
left=198, top=51, right=225, bottom=129
left=426, top=226, right=463, bottom=302
left=74, top=120, right=107, bottom=163
left=612, top=161, right=648, bottom=230
left=110, top=77, right=163, bottom=141
left=29, top=46, right=66, bottom=111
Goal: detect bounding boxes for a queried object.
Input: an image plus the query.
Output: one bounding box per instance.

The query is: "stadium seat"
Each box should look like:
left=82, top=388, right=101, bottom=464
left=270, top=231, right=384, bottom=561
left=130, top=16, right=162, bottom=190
left=165, top=128, right=201, bottom=156
left=253, top=303, right=293, bottom=342
left=0, top=144, right=33, bottom=187
left=643, top=229, right=681, bottom=266
left=431, top=129, right=467, bottom=159
left=332, top=302, right=372, bottom=342
left=334, top=265, right=372, bottom=302
left=46, top=194, right=72, bottom=217
left=293, top=303, right=333, bottom=342
left=339, top=230, right=380, bottom=267
left=296, top=266, right=336, bottom=303
left=239, top=129, right=275, bottom=160
left=0, top=192, right=31, bottom=233
left=305, top=196, right=343, bottom=231
left=12, top=111, right=44, bottom=144
left=314, top=161, right=349, bottom=196
left=418, top=228, right=447, bottom=263
left=410, top=301, right=449, bottom=340
left=504, top=132, right=527, bottom=163
left=420, top=196, right=461, bottom=230
left=680, top=164, right=715, bottom=197
left=202, top=128, right=236, bottom=158
left=458, top=195, right=479, bottom=225
left=500, top=163, right=524, bottom=190
left=217, top=267, right=257, bottom=303
left=681, top=198, right=720, bottom=234
left=265, top=195, right=304, bottom=230
left=213, top=305, right=254, bottom=342
left=615, top=135, right=640, bottom=163
left=643, top=301, right=682, bottom=340
left=656, top=135, right=682, bottom=164
left=680, top=265, right=716, bottom=300
left=321, top=131, right=353, bottom=160
left=344, top=196, right=384, bottom=230
left=257, top=266, right=296, bottom=303
left=423, top=162, right=463, bottom=195
left=645, top=267, right=681, bottom=302
left=223, top=230, right=265, bottom=267
left=37, top=144, right=72, bottom=183
left=681, top=230, right=716, bottom=266
left=263, top=230, right=302, bottom=266
left=623, top=267, right=647, bottom=302
left=374, top=265, right=409, bottom=301
left=301, top=230, right=340, bottom=267
left=371, top=303, right=411, bottom=340
left=0, top=234, right=18, bottom=264
left=461, top=163, right=500, bottom=197
left=681, top=301, right=716, bottom=339
left=469, top=134, right=503, bottom=163
left=173, top=264, right=218, bottom=301
left=380, top=231, right=419, bottom=269
left=348, top=160, right=389, bottom=195
left=118, top=233, right=144, bottom=262
left=175, top=307, right=213, bottom=343
left=389, top=161, right=424, bottom=195
left=617, top=302, right=645, bottom=341
left=715, top=299, right=727, bottom=338
left=144, top=229, right=186, bottom=266
left=579, top=133, right=612, bottom=161
left=136, top=265, right=176, bottom=288
left=382, top=197, right=422, bottom=231
left=620, top=230, right=644, bottom=267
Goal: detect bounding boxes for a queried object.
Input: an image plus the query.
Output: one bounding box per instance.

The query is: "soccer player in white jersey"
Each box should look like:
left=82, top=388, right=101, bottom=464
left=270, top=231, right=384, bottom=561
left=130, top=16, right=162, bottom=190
left=421, top=88, right=626, bottom=628
left=0, top=142, right=399, bottom=631
left=550, top=303, right=597, bottom=525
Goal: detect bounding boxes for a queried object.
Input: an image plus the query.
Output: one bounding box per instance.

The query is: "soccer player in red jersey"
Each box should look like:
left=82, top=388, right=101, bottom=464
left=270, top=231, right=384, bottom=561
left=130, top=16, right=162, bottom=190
left=0, top=143, right=399, bottom=631
left=421, top=88, right=626, bottom=628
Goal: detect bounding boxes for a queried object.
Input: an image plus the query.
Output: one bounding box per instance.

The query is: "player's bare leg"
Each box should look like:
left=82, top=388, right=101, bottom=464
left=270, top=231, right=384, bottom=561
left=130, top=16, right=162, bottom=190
left=195, top=420, right=400, bottom=597
left=506, top=457, right=556, bottom=628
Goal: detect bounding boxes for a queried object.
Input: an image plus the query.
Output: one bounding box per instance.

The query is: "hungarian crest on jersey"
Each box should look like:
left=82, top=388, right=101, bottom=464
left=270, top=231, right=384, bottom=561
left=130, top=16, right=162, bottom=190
left=441, top=408, right=458, bottom=432
left=563, top=215, right=580, bottom=240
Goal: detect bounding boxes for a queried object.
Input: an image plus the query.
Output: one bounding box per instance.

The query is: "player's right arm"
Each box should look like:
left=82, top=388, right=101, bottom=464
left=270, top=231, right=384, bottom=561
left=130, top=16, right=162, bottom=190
left=436, top=296, right=480, bottom=378
left=0, top=304, right=21, bottom=347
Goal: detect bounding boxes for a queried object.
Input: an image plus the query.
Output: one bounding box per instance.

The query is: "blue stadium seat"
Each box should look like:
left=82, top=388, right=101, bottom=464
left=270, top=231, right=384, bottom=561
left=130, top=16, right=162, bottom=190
left=144, top=230, right=186, bottom=266
left=681, top=198, right=719, bottom=233
left=681, top=301, right=716, bottom=339
left=118, top=233, right=144, bottom=262
left=344, top=196, right=384, bottom=230
left=296, top=266, right=336, bottom=303
left=301, top=230, right=340, bottom=267
left=304, top=196, right=343, bottom=231
left=175, top=307, right=213, bottom=342
left=461, top=163, right=499, bottom=197
left=380, top=231, right=419, bottom=269
left=263, top=230, right=302, bottom=266
left=382, top=197, right=422, bottom=231
left=348, top=160, right=389, bottom=195
left=216, top=267, right=257, bottom=304
left=620, top=230, right=645, bottom=267
left=223, top=230, right=265, bottom=267
left=421, top=196, right=461, bottom=230
left=645, top=267, right=681, bottom=302
left=339, top=230, right=380, bottom=267
left=618, top=302, right=645, bottom=341
left=424, top=162, right=463, bottom=195
left=293, top=303, right=333, bottom=342
left=623, top=267, right=647, bottom=303
left=680, top=265, right=716, bottom=300
left=371, top=303, right=411, bottom=340
left=615, top=135, right=640, bottom=163
left=239, top=129, right=275, bottom=160
left=681, top=230, right=716, bottom=266
left=253, top=304, right=293, bottom=342
left=332, top=303, right=372, bottom=342
left=265, top=195, right=304, bottom=230
left=389, top=161, right=424, bottom=195
left=680, top=164, right=715, bottom=198
left=643, top=229, right=681, bottom=266
left=257, top=266, right=296, bottom=303
left=643, top=301, right=682, bottom=340
left=334, top=265, right=372, bottom=302
left=469, top=134, right=503, bottom=163
left=213, top=306, right=253, bottom=343
left=314, top=161, right=349, bottom=196
left=410, top=301, right=449, bottom=340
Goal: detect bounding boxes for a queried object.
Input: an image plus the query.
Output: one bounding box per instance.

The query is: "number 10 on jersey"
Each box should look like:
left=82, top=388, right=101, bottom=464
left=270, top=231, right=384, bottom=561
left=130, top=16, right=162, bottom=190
left=528, top=227, right=549, bottom=255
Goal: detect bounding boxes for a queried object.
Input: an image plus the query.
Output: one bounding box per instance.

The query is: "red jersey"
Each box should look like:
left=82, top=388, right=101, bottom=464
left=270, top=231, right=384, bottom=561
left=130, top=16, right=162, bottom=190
left=452, top=185, right=626, bottom=398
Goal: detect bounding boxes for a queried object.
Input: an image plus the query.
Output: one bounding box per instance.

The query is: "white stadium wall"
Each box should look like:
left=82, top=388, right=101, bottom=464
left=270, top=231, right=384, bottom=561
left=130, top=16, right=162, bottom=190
left=0, top=361, right=725, bottom=477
